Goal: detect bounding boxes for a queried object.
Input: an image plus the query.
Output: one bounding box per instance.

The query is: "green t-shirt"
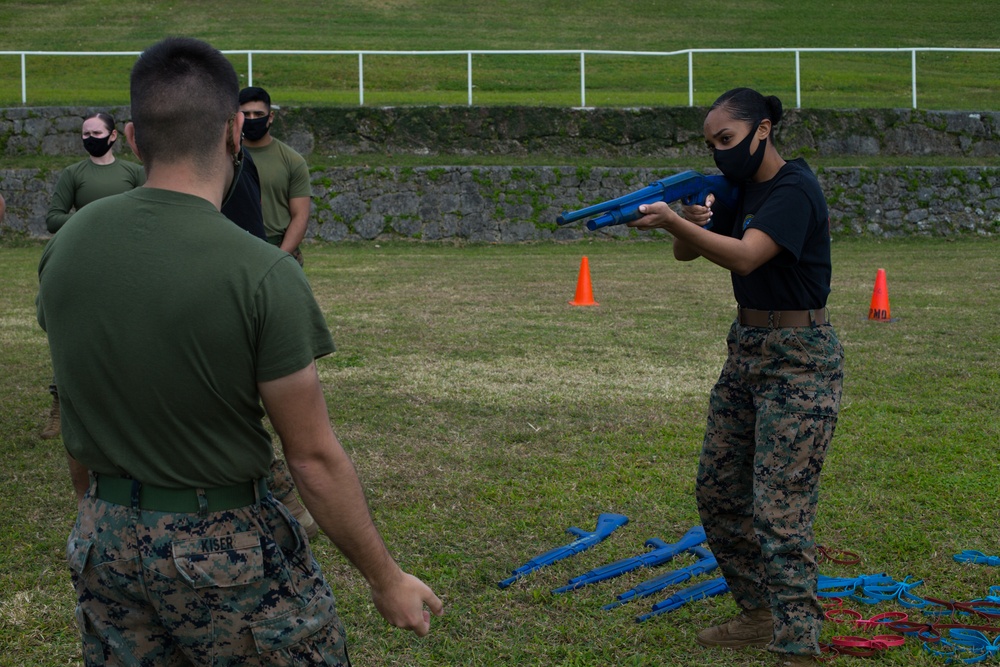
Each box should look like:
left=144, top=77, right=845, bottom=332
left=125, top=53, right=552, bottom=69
left=45, top=157, right=146, bottom=233
left=244, top=138, right=312, bottom=238
left=37, top=187, right=335, bottom=488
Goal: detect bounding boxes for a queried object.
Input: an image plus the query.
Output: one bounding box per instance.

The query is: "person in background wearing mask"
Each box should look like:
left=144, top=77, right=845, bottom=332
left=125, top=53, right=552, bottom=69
left=41, top=112, right=145, bottom=440
left=238, top=86, right=311, bottom=266
left=628, top=87, right=843, bottom=667
left=46, top=113, right=145, bottom=234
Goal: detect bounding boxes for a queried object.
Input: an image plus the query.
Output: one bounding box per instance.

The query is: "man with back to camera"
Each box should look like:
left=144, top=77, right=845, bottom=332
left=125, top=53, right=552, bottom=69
left=37, top=37, right=442, bottom=666
left=239, top=85, right=312, bottom=265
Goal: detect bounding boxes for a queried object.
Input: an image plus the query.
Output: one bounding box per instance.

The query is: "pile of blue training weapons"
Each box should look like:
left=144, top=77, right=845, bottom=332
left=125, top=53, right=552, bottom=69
left=497, top=513, right=1000, bottom=647
left=498, top=514, right=725, bottom=623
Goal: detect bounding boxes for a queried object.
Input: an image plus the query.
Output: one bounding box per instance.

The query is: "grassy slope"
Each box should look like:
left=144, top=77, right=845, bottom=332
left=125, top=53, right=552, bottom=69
left=1, top=0, right=995, bottom=50
left=0, top=1, right=996, bottom=108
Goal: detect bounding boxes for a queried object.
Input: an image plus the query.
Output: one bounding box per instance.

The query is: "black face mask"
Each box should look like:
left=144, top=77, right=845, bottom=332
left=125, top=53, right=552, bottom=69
left=83, top=135, right=115, bottom=158
left=242, top=115, right=270, bottom=141
left=713, top=121, right=765, bottom=183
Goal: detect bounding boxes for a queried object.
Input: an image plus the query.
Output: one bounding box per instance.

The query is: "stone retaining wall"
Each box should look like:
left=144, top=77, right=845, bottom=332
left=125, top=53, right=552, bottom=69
left=3, top=105, right=999, bottom=160
left=3, top=165, right=997, bottom=240
left=2, top=105, right=998, bottom=239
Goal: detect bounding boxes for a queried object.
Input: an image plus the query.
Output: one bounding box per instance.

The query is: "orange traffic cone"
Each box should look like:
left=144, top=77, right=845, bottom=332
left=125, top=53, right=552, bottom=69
left=868, top=268, right=892, bottom=322
left=569, top=256, right=598, bottom=306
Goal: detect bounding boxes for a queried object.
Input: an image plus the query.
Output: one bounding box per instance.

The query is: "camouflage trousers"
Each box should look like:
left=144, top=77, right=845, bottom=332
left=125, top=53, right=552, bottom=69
left=68, top=477, right=350, bottom=666
left=267, top=458, right=300, bottom=509
left=696, top=321, right=843, bottom=656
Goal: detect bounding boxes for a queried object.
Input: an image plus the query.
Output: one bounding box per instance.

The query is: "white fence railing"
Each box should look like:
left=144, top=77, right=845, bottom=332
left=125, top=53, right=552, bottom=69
left=2, top=47, right=997, bottom=108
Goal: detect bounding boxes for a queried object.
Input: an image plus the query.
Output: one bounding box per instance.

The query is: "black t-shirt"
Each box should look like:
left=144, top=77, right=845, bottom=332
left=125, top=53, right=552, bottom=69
left=221, top=148, right=268, bottom=241
left=710, top=159, right=831, bottom=310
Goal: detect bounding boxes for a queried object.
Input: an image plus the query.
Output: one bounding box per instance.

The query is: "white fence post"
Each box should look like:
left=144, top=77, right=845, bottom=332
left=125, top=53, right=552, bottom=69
left=580, top=51, right=586, bottom=108
left=911, top=49, right=917, bottom=109
left=20, top=53, right=27, bottom=104
left=467, top=52, right=473, bottom=106
left=247, top=52, right=253, bottom=87
left=795, top=50, right=801, bottom=108
left=358, top=53, right=364, bottom=106
left=687, top=51, right=694, bottom=107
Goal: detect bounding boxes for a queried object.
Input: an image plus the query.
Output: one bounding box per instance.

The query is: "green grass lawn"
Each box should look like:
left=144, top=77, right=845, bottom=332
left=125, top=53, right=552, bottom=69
left=1, top=237, right=997, bottom=666
left=0, top=1, right=997, bottom=109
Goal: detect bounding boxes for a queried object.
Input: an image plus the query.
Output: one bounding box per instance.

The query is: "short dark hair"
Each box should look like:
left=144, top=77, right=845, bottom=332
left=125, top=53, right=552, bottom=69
left=238, top=86, right=271, bottom=110
left=129, top=37, right=238, bottom=170
left=710, top=88, right=783, bottom=127
left=83, top=112, right=116, bottom=134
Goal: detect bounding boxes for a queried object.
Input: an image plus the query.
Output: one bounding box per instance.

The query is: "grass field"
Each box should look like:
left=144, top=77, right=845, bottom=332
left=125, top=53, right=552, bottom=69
left=2, top=237, right=998, bottom=666
left=0, top=1, right=997, bottom=109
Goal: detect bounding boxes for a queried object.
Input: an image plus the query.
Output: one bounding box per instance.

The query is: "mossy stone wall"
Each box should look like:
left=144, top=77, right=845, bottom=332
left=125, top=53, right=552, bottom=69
left=2, top=106, right=998, bottom=239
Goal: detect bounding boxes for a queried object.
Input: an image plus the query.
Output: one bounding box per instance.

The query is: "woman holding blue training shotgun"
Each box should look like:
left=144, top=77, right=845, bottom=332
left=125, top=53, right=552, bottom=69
left=629, top=87, right=843, bottom=667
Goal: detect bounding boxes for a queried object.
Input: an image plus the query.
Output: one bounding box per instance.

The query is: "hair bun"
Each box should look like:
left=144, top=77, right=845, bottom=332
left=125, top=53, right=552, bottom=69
left=765, top=95, right=784, bottom=125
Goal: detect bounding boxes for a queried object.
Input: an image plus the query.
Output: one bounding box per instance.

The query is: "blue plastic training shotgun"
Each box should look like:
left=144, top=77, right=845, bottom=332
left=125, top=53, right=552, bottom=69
left=552, top=525, right=707, bottom=594
left=556, top=170, right=739, bottom=231
left=498, top=513, right=630, bottom=589
left=636, top=576, right=730, bottom=623
left=603, top=546, right=717, bottom=610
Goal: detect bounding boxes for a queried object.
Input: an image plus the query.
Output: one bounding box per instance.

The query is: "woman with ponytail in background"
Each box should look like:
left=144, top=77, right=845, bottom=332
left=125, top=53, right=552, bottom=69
left=630, top=88, right=843, bottom=666
left=41, top=113, right=145, bottom=439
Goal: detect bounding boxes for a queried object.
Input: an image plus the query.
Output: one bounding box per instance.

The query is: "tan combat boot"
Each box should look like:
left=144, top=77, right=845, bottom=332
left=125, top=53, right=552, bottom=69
left=696, top=607, right=773, bottom=648
left=40, top=395, right=61, bottom=440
